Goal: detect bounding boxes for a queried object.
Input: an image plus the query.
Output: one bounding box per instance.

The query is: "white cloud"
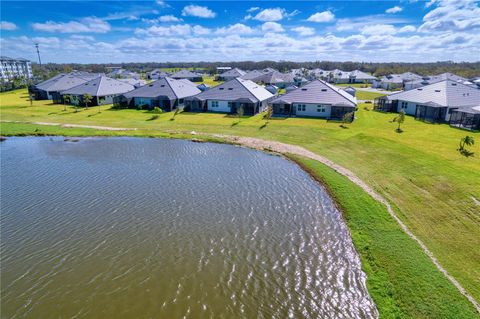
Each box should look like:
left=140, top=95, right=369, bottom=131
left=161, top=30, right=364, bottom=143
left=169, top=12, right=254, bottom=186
left=291, top=26, right=315, bottom=36
left=262, top=22, right=284, bottom=33
left=216, top=23, right=254, bottom=35
left=181, top=5, right=216, bottom=18
left=158, top=15, right=183, bottom=22
left=398, top=25, right=416, bottom=33
left=419, top=0, right=480, bottom=32
left=247, top=7, right=260, bottom=13
left=156, top=0, right=169, bottom=7
left=386, top=6, right=403, bottom=14
left=69, top=35, right=95, bottom=41
left=361, top=24, right=398, bottom=35
left=135, top=24, right=193, bottom=36
left=32, top=17, right=111, bottom=33
left=335, top=14, right=410, bottom=32
left=192, top=25, right=210, bottom=35
left=307, top=11, right=335, bottom=23
left=252, top=8, right=285, bottom=21
left=0, top=21, right=18, bottom=31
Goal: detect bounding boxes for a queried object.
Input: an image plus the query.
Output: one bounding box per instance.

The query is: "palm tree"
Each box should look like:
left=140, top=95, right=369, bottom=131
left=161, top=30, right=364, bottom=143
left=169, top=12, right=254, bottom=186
left=341, top=111, right=354, bottom=128
left=83, top=94, right=93, bottom=109
left=263, top=106, right=273, bottom=125
left=393, top=109, right=406, bottom=132
left=459, top=135, right=475, bottom=151
left=63, top=95, right=71, bottom=111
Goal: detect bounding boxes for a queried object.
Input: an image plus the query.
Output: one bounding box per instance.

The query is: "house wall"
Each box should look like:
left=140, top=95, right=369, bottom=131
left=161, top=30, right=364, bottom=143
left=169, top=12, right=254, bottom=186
left=134, top=97, right=154, bottom=107
left=97, top=95, right=114, bottom=105
left=293, top=103, right=331, bottom=118
left=207, top=100, right=231, bottom=113
left=396, top=100, right=417, bottom=116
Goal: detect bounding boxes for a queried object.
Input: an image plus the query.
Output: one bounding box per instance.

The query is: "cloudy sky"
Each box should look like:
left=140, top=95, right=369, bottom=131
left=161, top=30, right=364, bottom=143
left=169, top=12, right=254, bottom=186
left=1, top=0, right=479, bottom=63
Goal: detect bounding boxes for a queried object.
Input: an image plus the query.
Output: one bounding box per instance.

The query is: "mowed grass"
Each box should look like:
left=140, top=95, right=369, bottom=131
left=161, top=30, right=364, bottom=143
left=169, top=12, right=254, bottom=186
left=288, top=155, right=479, bottom=318
left=1, top=89, right=480, bottom=316
left=356, top=90, right=386, bottom=100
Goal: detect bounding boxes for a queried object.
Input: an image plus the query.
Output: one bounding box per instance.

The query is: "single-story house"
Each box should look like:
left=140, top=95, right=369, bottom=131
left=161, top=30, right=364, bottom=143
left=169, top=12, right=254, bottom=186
left=404, top=73, right=471, bottom=90
left=30, top=71, right=103, bottom=101
left=107, top=68, right=140, bottom=80
left=372, top=72, right=422, bottom=90
left=116, top=77, right=201, bottom=111
left=170, top=69, right=203, bottom=82
left=217, top=68, right=246, bottom=81
left=249, top=70, right=295, bottom=88
left=147, top=69, right=169, bottom=80
left=374, top=80, right=480, bottom=127
left=60, top=76, right=135, bottom=106
left=241, top=70, right=266, bottom=81
left=270, top=79, right=357, bottom=120
left=184, top=78, right=275, bottom=115
left=342, top=86, right=356, bottom=97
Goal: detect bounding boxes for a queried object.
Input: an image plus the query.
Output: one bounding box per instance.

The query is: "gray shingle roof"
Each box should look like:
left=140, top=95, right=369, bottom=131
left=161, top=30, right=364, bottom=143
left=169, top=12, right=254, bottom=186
left=386, top=80, right=480, bottom=107
left=250, top=71, right=295, bottom=84
left=241, top=70, right=265, bottom=80
left=271, top=79, right=357, bottom=107
left=186, top=78, right=274, bottom=103
left=123, top=77, right=200, bottom=99
left=405, top=73, right=470, bottom=87
left=219, top=68, right=246, bottom=77
left=61, top=76, right=134, bottom=96
left=170, top=69, right=202, bottom=79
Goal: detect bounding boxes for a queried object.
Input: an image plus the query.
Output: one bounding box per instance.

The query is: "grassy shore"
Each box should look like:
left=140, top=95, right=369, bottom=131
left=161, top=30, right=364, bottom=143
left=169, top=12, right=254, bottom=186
left=1, top=89, right=479, bottom=317
left=288, top=155, right=478, bottom=318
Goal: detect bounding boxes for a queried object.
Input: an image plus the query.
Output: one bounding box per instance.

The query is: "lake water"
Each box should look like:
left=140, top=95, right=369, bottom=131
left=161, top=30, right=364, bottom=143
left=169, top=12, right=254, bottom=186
left=0, top=137, right=377, bottom=318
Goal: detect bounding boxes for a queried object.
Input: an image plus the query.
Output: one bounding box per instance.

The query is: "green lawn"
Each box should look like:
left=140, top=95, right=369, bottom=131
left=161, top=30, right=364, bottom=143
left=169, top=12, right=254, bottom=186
left=356, top=90, right=386, bottom=100
left=1, top=89, right=479, bottom=317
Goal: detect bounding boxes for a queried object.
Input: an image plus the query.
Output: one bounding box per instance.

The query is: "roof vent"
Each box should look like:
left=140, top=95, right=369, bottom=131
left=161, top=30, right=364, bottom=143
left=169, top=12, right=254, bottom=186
left=228, top=88, right=233, bottom=90
left=301, top=88, right=307, bottom=91
left=451, top=83, right=457, bottom=86
left=321, top=89, right=327, bottom=92
left=417, top=88, right=423, bottom=90
left=160, top=85, right=165, bottom=87
left=219, top=88, right=224, bottom=90
left=434, top=90, right=441, bottom=92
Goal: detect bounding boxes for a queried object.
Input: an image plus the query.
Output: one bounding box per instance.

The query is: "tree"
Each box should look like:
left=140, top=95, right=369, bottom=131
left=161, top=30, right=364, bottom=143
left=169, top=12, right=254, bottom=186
left=63, top=95, right=71, bottom=111
left=171, top=106, right=183, bottom=121
left=83, top=94, right=93, bottom=109
left=458, top=135, right=475, bottom=157
left=393, top=109, right=406, bottom=132
left=340, top=111, right=354, bottom=128
left=28, top=92, right=34, bottom=107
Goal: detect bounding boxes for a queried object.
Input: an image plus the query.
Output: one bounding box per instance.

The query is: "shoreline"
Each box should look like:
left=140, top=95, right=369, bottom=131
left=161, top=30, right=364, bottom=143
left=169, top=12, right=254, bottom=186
left=2, top=129, right=479, bottom=316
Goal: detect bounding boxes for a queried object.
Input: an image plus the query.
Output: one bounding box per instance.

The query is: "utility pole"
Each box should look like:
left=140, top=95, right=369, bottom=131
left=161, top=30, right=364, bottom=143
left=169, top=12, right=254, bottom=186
left=35, top=43, right=42, bottom=66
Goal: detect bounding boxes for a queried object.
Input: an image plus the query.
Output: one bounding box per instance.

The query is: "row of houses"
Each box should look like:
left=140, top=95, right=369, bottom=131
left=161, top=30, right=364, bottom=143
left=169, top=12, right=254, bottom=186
left=374, top=80, right=480, bottom=130
left=372, top=72, right=478, bottom=90
left=30, top=69, right=479, bottom=130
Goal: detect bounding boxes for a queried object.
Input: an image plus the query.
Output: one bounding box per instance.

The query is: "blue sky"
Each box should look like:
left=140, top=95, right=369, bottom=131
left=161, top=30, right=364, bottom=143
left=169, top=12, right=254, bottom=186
left=1, top=0, right=479, bottom=63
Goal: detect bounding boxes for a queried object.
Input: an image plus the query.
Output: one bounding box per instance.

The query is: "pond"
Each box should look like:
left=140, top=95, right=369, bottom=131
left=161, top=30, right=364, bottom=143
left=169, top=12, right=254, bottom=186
left=0, top=137, right=377, bottom=318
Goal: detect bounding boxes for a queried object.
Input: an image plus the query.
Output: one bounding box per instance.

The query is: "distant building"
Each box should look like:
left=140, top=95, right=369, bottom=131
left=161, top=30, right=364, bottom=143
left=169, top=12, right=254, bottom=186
left=0, top=56, right=33, bottom=81
left=170, top=69, right=203, bottom=82
left=372, top=72, right=422, bottom=90
left=217, top=68, right=246, bottom=81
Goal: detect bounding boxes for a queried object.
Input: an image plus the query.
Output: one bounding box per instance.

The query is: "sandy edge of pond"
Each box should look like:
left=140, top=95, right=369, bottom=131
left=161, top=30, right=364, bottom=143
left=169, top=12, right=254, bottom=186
left=2, top=120, right=479, bottom=313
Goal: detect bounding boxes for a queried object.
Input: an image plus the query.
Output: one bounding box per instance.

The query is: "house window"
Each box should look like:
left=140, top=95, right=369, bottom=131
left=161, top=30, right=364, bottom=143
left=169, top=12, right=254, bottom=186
left=211, top=101, right=219, bottom=108
left=297, top=104, right=306, bottom=111
left=401, top=101, right=408, bottom=109
left=317, top=105, right=326, bottom=112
